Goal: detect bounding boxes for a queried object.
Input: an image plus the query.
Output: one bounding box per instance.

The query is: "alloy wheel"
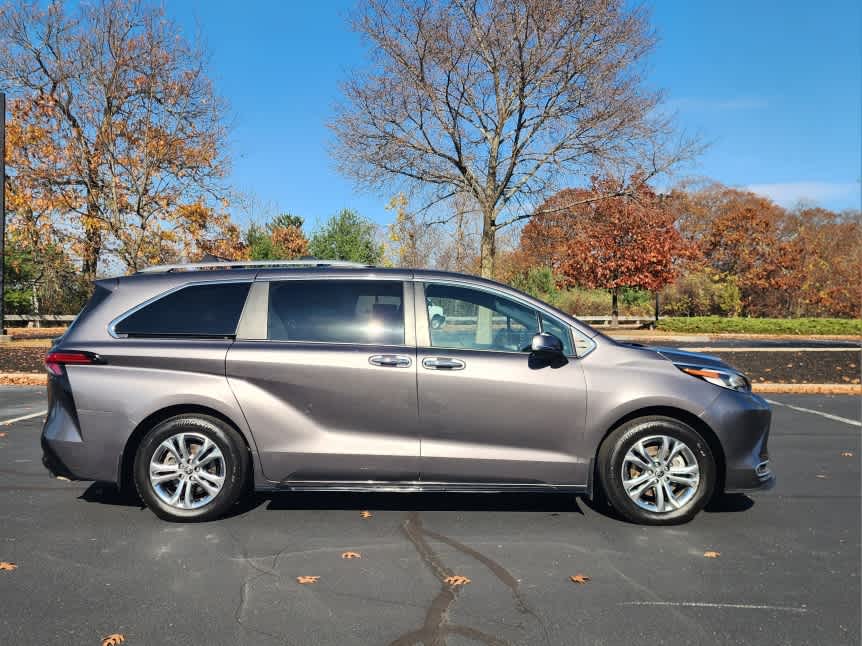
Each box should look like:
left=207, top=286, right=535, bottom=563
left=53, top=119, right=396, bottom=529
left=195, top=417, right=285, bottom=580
left=148, top=432, right=226, bottom=509
left=621, top=434, right=700, bottom=513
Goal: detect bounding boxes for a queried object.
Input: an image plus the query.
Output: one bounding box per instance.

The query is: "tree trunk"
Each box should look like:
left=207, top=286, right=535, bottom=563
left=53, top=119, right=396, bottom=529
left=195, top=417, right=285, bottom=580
left=479, top=207, right=496, bottom=279
left=611, top=287, right=619, bottom=327
left=81, top=197, right=102, bottom=283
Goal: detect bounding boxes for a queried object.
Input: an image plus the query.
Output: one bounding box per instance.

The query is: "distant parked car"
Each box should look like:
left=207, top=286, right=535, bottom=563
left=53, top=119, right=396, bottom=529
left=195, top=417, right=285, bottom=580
left=427, top=300, right=446, bottom=329
left=41, top=260, right=773, bottom=524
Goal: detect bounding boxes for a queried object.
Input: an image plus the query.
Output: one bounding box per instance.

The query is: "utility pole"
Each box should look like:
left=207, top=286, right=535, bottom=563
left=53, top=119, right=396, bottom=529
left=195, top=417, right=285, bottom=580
left=0, top=92, right=7, bottom=342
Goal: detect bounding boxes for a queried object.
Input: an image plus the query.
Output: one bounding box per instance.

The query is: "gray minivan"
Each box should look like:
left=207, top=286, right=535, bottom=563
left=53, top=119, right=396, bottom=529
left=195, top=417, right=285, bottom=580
left=41, top=260, right=773, bottom=524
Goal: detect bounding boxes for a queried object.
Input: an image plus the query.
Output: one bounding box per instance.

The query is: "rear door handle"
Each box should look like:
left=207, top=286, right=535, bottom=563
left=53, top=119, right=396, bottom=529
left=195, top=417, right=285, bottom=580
left=368, top=354, right=412, bottom=368
left=422, top=357, right=466, bottom=370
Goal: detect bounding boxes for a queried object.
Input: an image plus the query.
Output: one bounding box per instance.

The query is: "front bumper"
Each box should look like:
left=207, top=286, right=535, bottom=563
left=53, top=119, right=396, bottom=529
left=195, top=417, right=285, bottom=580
left=701, top=389, right=775, bottom=493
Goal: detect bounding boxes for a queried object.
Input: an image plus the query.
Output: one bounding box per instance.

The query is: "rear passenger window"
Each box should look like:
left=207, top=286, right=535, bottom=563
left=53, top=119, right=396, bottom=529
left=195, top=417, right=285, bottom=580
left=114, top=282, right=250, bottom=337
left=268, top=280, right=404, bottom=345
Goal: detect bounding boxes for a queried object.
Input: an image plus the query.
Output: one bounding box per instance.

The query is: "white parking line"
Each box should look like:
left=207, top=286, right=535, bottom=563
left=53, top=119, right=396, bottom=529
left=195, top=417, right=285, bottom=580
left=0, top=410, right=48, bottom=426
left=765, top=399, right=861, bottom=427
left=619, top=601, right=807, bottom=613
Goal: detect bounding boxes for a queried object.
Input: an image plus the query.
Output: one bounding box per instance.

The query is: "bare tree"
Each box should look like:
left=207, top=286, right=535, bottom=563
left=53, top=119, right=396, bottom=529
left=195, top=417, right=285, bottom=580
left=0, top=0, right=230, bottom=279
left=331, top=0, right=698, bottom=278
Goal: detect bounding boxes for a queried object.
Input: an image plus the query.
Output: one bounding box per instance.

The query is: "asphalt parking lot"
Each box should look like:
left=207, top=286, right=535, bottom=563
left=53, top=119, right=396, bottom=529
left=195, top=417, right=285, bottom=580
left=0, top=387, right=859, bottom=646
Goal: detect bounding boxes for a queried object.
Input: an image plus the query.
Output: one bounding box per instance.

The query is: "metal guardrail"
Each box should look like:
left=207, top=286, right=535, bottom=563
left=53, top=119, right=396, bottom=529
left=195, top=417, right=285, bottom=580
left=6, top=315, right=76, bottom=322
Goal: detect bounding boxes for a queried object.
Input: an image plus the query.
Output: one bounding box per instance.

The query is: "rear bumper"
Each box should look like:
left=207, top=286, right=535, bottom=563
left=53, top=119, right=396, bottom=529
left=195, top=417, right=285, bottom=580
left=701, top=390, right=774, bottom=493
left=40, top=373, right=120, bottom=483
left=40, top=434, right=78, bottom=480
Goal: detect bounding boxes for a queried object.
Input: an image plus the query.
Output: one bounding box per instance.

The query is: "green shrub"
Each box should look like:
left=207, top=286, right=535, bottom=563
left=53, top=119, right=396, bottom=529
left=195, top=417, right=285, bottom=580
left=553, top=287, right=654, bottom=316
left=657, top=317, right=862, bottom=335
left=509, top=265, right=560, bottom=304
left=660, top=271, right=741, bottom=317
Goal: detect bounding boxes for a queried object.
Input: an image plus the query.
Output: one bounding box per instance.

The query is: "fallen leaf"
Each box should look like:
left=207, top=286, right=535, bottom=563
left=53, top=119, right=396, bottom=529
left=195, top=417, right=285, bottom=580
left=569, top=574, right=591, bottom=584
left=444, top=575, right=471, bottom=586
left=359, top=511, right=372, bottom=519
left=841, top=451, right=854, bottom=457
left=296, top=575, right=320, bottom=584
left=0, top=562, right=17, bottom=571
left=101, top=634, right=125, bottom=646
left=341, top=551, right=361, bottom=560
left=0, top=432, right=6, bottom=437
left=703, top=551, right=721, bottom=559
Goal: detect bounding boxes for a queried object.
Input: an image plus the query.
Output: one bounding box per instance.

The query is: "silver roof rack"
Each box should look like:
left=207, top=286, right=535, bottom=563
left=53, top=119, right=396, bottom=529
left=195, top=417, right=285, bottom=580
left=138, top=259, right=374, bottom=273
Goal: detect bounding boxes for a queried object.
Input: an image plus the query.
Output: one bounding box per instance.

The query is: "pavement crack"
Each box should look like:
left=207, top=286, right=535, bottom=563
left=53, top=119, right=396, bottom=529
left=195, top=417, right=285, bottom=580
left=389, top=511, right=530, bottom=646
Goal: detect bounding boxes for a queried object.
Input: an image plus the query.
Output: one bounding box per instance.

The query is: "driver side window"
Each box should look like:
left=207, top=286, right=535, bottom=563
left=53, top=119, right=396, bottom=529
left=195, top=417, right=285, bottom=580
left=424, top=283, right=539, bottom=353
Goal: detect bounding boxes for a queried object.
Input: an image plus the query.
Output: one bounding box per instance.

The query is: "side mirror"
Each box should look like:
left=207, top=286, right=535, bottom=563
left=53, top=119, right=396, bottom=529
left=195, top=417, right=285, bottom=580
left=531, top=332, right=563, bottom=355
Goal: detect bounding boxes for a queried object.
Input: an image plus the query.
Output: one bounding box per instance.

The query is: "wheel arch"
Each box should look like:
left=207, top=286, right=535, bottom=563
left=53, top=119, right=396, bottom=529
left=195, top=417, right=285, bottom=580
left=118, top=404, right=252, bottom=492
left=593, top=405, right=726, bottom=498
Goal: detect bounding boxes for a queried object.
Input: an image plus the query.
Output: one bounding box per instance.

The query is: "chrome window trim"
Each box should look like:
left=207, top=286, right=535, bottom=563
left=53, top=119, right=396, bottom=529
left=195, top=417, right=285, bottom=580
left=107, top=278, right=254, bottom=339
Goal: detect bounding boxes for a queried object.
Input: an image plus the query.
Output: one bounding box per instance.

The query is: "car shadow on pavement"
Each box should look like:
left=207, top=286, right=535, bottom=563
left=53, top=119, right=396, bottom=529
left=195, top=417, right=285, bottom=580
left=263, top=490, right=585, bottom=514
left=704, top=493, right=755, bottom=513
left=78, top=482, right=585, bottom=517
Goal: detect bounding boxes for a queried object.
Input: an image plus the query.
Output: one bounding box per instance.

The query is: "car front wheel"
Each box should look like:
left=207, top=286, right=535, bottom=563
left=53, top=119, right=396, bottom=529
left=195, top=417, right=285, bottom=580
left=597, top=416, right=716, bottom=525
left=133, top=414, right=248, bottom=522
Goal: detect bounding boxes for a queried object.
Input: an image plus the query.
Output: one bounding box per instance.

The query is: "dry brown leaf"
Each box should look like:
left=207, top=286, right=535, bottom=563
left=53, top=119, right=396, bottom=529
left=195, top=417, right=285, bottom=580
left=569, top=574, right=591, bottom=584
left=444, top=575, right=471, bottom=586
left=703, top=551, right=721, bottom=559
left=101, top=634, right=125, bottom=646
left=341, top=551, right=361, bottom=560
left=359, top=511, right=372, bottom=519
left=0, top=561, right=17, bottom=571
left=841, top=451, right=854, bottom=457
left=296, top=575, right=320, bottom=584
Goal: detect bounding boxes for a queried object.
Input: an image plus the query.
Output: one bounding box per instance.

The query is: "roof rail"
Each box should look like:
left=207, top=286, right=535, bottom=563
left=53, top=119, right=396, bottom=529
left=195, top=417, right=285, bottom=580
left=137, top=259, right=374, bottom=273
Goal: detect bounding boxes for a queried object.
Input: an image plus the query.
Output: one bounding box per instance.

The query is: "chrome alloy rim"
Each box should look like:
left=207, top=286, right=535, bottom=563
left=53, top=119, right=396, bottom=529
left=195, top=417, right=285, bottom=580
left=149, top=432, right=225, bottom=509
left=621, top=435, right=700, bottom=513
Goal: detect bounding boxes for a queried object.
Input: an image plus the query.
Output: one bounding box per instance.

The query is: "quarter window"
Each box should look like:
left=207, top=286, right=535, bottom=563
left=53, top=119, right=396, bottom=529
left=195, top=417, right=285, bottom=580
left=267, top=280, right=404, bottom=345
left=114, top=282, right=250, bottom=337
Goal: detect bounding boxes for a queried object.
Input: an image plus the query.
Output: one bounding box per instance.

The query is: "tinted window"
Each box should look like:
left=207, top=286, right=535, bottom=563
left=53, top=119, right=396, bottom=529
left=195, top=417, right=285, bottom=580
left=268, top=280, right=404, bottom=345
left=425, top=283, right=539, bottom=352
left=540, top=313, right=574, bottom=355
left=115, top=282, right=250, bottom=337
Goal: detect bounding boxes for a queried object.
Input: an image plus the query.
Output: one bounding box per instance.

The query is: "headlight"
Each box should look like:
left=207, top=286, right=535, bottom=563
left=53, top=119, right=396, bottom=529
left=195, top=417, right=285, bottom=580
left=676, top=364, right=751, bottom=392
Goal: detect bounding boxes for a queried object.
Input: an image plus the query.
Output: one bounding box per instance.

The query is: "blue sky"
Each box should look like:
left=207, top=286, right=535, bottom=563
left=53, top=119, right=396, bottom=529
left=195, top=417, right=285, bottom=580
left=171, top=0, right=861, bottom=227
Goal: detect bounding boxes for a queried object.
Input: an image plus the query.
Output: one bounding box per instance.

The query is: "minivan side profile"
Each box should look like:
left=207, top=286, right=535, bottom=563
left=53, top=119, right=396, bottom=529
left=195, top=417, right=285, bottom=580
left=41, top=260, right=773, bottom=525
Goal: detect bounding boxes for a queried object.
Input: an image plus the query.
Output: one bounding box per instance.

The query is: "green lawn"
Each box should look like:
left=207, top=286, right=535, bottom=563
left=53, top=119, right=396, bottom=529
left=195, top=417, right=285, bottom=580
left=656, top=316, right=862, bottom=335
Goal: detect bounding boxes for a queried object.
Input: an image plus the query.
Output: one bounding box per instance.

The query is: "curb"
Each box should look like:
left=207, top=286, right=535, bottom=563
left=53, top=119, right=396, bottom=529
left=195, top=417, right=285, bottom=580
left=751, top=383, right=861, bottom=395
left=0, top=373, right=47, bottom=386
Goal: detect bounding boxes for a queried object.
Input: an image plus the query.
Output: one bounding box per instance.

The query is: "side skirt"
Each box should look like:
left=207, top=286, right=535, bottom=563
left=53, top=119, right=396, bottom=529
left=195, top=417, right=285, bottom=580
left=258, top=481, right=589, bottom=495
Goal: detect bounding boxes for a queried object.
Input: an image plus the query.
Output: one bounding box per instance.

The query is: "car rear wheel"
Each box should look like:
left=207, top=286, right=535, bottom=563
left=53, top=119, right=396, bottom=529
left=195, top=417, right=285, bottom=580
left=134, top=414, right=248, bottom=522
left=597, top=416, right=716, bottom=525
left=431, top=314, right=445, bottom=329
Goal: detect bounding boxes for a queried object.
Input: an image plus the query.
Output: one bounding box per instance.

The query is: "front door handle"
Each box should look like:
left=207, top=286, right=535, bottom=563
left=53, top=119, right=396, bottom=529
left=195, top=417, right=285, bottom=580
left=368, top=354, right=412, bottom=368
left=422, top=357, right=466, bottom=370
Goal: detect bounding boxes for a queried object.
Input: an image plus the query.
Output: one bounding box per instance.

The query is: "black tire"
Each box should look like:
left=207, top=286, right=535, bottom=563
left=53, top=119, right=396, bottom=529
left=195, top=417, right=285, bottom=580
left=431, top=315, right=445, bottom=329
left=597, top=416, right=716, bottom=525
left=133, top=414, right=249, bottom=522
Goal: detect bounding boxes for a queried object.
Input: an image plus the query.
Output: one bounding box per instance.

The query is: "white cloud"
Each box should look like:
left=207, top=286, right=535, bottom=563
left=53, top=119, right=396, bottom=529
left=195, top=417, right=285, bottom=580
left=745, top=181, right=860, bottom=208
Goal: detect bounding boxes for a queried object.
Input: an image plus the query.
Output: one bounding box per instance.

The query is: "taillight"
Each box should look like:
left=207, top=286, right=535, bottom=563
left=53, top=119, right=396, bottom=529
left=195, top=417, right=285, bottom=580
left=44, top=351, right=104, bottom=376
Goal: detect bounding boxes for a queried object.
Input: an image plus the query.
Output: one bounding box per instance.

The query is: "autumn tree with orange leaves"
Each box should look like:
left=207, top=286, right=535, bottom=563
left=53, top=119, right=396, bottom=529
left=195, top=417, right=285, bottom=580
left=0, top=0, right=234, bottom=280
left=526, top=178, right=696, bottom=325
